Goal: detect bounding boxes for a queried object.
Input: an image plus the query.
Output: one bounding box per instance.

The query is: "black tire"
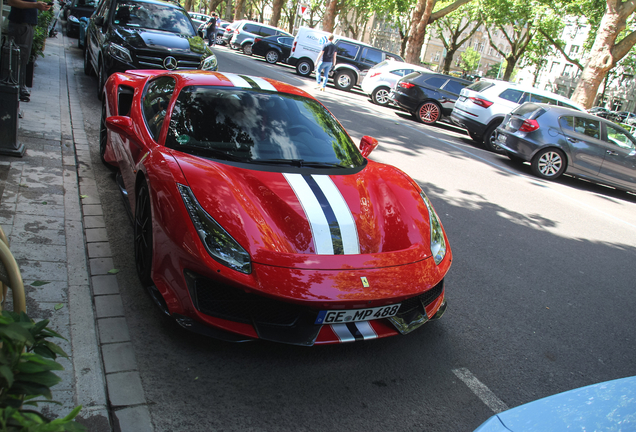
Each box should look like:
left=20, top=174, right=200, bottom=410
left=265, top=50, right=280, bottom=64
left=83, top=44, right=94, bottom=76
left=134, top=179, right=154, bottom=286
left=483, top=122, right=505, bottom=153
left=334, top=70, right=355, bottom=91
left=531, top=148, right=566, bottom=180
left=97, top=59, right=106, bottom=100
left=416, top=101, right=442, bottom=124
left=296, top=59, right=313, bottom=77
left=371, top=86, right=391, bottom=106
left=242, top=42, right=252, bottom=55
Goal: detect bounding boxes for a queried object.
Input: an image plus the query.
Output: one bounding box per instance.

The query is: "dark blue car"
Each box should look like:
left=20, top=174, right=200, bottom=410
left=250, top=35, right=294, bottom=65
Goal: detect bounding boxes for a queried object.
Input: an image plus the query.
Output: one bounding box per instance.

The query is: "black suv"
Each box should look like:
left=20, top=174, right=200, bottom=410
left=391, top=72, right=471, bottom=125
left=64, top=0, right=97, bottom=38
left=84, top=0, right=217, bottom=99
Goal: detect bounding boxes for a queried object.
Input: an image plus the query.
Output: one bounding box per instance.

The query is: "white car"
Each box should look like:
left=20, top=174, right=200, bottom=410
left=361, top=61, right=432, bottom=106
left=188, top=12, right=211, bottom=28
left=451, top=79, right=584, bottom=152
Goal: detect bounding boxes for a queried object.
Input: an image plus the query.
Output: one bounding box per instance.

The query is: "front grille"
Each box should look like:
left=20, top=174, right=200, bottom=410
left=396, top=280, right=444, bottom=318
left=185, top=271, right=308, bottom=327
left=135, top=53, right=201, bottom=70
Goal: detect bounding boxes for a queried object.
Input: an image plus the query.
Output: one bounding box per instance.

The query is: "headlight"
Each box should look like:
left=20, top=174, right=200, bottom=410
left=68, top=15, right=79, bottom=23
left=200, top=54, right=218, bottom=71
left=107, top=42, right=133, bottom=63
left=420, top=192, right=446, bottom=265
left=178, top=184, right=251, bottom=274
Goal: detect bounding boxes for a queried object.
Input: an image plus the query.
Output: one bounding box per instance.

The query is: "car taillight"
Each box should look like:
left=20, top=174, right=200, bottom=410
left=254, top=38, right=261, bottom=43
left=468, top=97, right=493, bottom=108
left=234, top=29, right=239, bottom=34
left=291, top=41, right=296, bottom=53
left=519, top=119, right=540, bottom=132
left=399, top=82, right=415, bottom=89
left=369, top=71, right=382, bottom=78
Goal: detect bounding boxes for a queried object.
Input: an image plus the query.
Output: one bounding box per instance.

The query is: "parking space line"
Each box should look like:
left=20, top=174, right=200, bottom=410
left=452, top=368, right=509, bottom=414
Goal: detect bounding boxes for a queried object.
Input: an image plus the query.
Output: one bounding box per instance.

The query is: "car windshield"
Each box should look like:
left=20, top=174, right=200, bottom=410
left=113, top=2, right=195, bottom=35
left=165, top=86, right=365, bottom=168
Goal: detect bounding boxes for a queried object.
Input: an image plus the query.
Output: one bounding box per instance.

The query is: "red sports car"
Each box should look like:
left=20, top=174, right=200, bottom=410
left=100, top=70, right=452, bottom=346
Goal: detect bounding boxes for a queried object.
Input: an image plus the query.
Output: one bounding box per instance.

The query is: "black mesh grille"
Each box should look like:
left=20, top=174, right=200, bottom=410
left=396, top=280, right=444, bottom=317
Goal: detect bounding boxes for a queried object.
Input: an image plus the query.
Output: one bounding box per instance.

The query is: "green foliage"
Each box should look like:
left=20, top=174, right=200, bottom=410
left=30, top=10, right=55, bottom=62
left=459, top=46, right=480, bottom=73
left=0, top=311, right=86, bottom=432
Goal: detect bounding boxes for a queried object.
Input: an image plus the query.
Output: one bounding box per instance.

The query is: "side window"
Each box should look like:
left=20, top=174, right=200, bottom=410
left=573, top=117, right=601, bottom=139
left=278, top=37, right=293, bottom=46
left=498, top=89, right=524, bottom=103
left=259, top=26, right=277, bottom=37
left=243, top=23, right=259, bottom=33
left=361, top=48, right=383, bottom=65
left=142, top=76, right=176, bottom=140
left=606, top=124, right=636, bottom=149
left=559, top=116, right=575, bottom=132
left=336, top=42, right=360, bottom=59
left=529, top=93, right=554, bottom=104
left=443, top=79, right=468, bottom=95
left=423, top=76, right=448, bottom=89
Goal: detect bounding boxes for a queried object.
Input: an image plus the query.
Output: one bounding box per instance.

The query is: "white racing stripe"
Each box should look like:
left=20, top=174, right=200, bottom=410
left=452, top=368, right=509, bottom=413
left=331, top=324, right=356, bottom=343
left=312, top=175, right=360, bottom=254
left=248, top=76, right=277, bottom=92
left=284, top=173, right=334, bottom=254
left=354, top=321, right=377, bottom=340
left=225, top=74, right=252, bottom=89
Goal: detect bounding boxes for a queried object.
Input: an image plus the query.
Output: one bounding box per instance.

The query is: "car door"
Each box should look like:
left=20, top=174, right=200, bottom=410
left=598, top=122, right=636, bottom=190
left=119, top=76, right=176, bottom=202
left=558, top=115, right=607, bottom=175
left=87, top=0, right=112, bottom=71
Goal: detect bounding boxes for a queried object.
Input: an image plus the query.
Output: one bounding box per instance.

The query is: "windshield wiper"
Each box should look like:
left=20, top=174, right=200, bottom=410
left=171, top=145, right=246, bottom=162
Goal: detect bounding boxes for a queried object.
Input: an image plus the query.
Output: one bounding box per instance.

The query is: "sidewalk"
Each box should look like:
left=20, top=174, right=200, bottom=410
left=0, top=32, right=153, bottom=431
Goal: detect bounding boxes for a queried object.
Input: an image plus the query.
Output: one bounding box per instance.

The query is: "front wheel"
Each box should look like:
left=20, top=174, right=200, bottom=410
left=334, top=70, right=354, bottom=91
left=296, top=60, right=313, bottom=77
left=215, top=35, right=224, bottom=45
left=242, top=43, right=252, bottom=55
left=99, top=100, right=115, bottom=170
left=531, top=148, right=566, bottom=180
left=134, top=179, right=154, bottom=286
left=371, top=86, right=391, bottom=106
left=265, top=50, right=279, bottom=64
left=417, top=101, right=441, bottom=124
left=96, top=60, right=106, bottom=100
left=83, top=44, right=94, bottom=76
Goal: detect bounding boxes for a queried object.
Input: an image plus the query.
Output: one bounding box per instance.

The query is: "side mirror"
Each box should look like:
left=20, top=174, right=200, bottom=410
left=106, top=116, right=134, bottom=137
left=359, top=135, right=378, bottom=157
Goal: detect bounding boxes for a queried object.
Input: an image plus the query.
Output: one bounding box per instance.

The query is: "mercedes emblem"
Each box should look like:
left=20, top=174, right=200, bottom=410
left=163, top=56, right=178, bottom=70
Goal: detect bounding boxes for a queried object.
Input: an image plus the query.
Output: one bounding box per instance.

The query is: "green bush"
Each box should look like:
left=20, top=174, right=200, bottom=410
left=0, top=311, right=86, bottom=432
left=30, top=10, right=55, bottom=62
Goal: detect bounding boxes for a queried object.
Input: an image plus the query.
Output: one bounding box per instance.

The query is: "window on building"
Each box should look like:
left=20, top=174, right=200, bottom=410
left=569, top=45, right=580, bottom=56
left=563, top=64, right=573, bottom=77
left=433, top=51, right=440, bottom=62
left=550, top=61, right=561, bottom=73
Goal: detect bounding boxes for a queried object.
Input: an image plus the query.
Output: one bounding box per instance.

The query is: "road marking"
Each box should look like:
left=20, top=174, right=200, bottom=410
left=452, top=368, right=509, bottom=414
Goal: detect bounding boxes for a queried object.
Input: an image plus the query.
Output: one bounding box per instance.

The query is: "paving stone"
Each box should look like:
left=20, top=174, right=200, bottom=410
left=114, top=406, right=153, bottom=432
left=23, top=280, right=67, bottom=303
left=92, top=275, right=120, bottom=295
left=98, top=317, right=130, bottom=343
left=84, top=215, right=106, bottom=229
left=85, top=227, right=109, bottom=243
left=18, top=260, right=68, bottom=282
left=102, top=342, right=137, bottom=374
left=89, top=257, right=115, bottom=275
left=83, top=204, right=104, bottom=216
left=95, top=295, right=124, bottom=318
left=106, top=372, right=145, bottom=407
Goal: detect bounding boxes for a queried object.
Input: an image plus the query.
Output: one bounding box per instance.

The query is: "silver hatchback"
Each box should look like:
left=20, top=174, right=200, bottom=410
left=497, top=102, right=636, bottom=193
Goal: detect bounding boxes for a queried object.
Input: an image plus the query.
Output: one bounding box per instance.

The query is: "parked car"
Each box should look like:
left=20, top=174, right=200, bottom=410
left=250, top=35, right=293, bottom=64
left=84, top=0, right=217, bottom=100
left=391, top=71, right=471, bottom=125
left=100, top=69, right=452, bottom=345
left=287, top=26, right=404, bottom=91
left=615, top=111, right=636, bottom=125
left=195, top=19, right=230, bottom=45
left=451, top=79, right=584, bottom=153
left=228, top=21, right=292, bottom=55
left=187, top=11, right=210, bottom=28
left=588, top=106, right=613, bottom=118
left=496, top=102, right=636, bottom=193
left=65, top=0, right=96, bottom=38
left=221, top=19, right=245, bottom=45
left=361, top=60, right=432, bottom=106
left=475, top=376, right=636, bottom=431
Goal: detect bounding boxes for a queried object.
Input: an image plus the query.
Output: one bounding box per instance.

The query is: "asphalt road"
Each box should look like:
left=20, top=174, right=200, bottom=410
left=70, top=40, right=636, bottom=431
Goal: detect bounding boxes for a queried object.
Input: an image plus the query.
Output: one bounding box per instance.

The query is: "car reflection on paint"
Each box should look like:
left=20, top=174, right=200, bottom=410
left=100, top=70, right=452, bottom=345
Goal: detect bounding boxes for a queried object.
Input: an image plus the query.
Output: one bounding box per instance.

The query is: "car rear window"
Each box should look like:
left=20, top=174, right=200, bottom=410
left=466, top=81, right=494, bottom=92
left=443, top=79, right=468, bottom=95
left=165, top=87, right=365, bottom=168
left=361, top=48, right=383, bottom=65
left=336, top=42, right=360, bottom=59
left=498, top=89, right=524, bottom=103
left=423, top=76, right=448, bottom=88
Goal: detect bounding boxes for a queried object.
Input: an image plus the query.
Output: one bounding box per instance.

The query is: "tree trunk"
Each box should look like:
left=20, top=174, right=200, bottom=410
left=405, top=0, right=436, bottom=64
left=502, top=55, right=517, bottom=81
left=270, top=0, right=285, bottom=27
left=322, top=0, right=338, bottom=32
left=234, top=0, right=246, bottom=20
left=442, top=48, right=457, bottom=73
left=184, top=0, right=193, bottom=12
left=207, top=0, right=224, bottom=15
left=571, top=1, right=635, bottom=109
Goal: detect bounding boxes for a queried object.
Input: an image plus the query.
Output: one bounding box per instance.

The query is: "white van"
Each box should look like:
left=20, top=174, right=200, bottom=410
left=287, top=26, right=404, bottom=91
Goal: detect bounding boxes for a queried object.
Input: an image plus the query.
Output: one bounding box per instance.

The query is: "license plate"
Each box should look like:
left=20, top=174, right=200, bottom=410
left=497, top=133, right=507, bottom=143
left=459, top=96, right=467, bottom=102
left=315, top=304, right=401, bottom=325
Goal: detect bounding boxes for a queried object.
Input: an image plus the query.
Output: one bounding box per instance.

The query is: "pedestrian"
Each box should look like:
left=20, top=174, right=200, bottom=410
left=315, top=34, right=337, bottom=91
left=205, top=13, right=217, bottom=46
left=6, top=0, right=51, bottom=102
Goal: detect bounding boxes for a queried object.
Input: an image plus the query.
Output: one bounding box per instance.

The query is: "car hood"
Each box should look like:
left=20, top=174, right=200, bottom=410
left=173, top=154, right=435, bottom=269
left=111, top=27, right=206, bottom=55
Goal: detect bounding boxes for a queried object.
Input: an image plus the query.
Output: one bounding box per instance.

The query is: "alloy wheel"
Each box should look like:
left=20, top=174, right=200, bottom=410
left=418, top=102, right=440, bottom=124
left=134, top=181, right=153, bottom=286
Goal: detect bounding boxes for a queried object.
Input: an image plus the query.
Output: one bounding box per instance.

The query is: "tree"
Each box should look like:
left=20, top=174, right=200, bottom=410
left=459, top=46, right=481, bottom=73
left=322, top=0, right=341, bottom=32
left=404, top=0, right=474, bottom=64
left=569, top=0, right=636, bottom=108
left=431, top=5, right=482, bottom=73
left=269, top=0, right=285, bottom=27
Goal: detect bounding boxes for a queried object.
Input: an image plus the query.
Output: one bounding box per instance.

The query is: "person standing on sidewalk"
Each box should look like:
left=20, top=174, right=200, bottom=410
left=205, top=13, right=217, bottom=46
left=315, top=34, right=337, bottom=91
left=7, top=0, right=51, bottom=102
